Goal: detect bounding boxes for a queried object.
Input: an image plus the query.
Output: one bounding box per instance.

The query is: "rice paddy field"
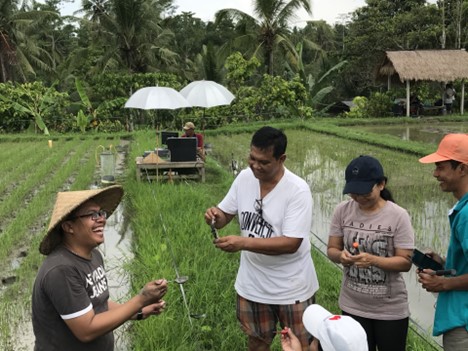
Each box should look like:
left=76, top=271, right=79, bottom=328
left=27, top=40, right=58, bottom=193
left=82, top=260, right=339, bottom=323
left=1, top=119, right=456, bottom=350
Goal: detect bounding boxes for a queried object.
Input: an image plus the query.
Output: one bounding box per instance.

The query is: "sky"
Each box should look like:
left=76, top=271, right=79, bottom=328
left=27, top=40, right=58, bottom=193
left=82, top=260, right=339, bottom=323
left=173, top=0, right=440, bottom=25
left=58, top=1, right=438, bottom=26
left=57, top=0, right=367, bottom=25
left=173, top=0, right=366, bottom=25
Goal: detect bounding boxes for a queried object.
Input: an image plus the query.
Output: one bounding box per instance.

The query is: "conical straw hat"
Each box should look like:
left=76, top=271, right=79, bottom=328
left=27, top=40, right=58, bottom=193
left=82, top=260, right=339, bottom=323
left=39, top=185, right=124, bottom=255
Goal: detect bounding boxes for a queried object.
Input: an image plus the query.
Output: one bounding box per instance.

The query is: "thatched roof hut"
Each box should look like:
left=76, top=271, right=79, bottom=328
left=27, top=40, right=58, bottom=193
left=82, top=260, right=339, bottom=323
left=378, top=50, right=468, bottom=82
left=377, top=50, right=468, bottom=116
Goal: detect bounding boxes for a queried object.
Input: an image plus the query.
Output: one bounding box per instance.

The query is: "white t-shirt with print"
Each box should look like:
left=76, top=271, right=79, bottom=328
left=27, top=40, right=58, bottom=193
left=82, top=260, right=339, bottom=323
left=218, top=167, right=319, bottom=304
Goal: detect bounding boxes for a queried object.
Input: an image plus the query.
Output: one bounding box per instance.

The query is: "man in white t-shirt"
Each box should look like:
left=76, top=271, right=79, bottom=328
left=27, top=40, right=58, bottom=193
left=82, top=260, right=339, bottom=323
left=205, top=126, right=319, bottom=351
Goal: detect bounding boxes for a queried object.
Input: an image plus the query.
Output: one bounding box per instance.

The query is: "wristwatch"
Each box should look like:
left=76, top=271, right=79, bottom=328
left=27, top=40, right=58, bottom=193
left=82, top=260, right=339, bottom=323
left=137, top=309, right=143, bottom=320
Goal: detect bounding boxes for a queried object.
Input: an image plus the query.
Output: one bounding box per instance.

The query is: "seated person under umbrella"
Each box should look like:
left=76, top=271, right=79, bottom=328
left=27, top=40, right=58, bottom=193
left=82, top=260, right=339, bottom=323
left=182, top=122, right=205, bottom=161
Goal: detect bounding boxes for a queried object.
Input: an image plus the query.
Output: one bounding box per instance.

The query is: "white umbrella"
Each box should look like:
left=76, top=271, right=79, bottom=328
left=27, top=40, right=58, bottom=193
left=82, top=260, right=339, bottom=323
left=180, top=80, right=235, bottom=108
left=124, top=86, right=191, bottom=110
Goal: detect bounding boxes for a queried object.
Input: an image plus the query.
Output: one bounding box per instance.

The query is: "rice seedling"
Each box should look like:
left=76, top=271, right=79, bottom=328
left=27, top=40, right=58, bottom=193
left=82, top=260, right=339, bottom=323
left=0, top=121, right=455, bottom=350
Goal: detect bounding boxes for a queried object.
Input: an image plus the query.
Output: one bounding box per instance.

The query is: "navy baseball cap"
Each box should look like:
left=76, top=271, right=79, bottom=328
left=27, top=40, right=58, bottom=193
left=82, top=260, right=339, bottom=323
left=343, top=156, right=384, bottom=195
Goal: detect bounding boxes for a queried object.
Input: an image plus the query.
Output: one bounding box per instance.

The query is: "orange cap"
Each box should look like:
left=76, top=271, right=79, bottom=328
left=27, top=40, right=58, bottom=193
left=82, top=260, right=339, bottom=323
left=352, top=242, right=359, bottom=248
left=419, top=134, right=468, bottom=164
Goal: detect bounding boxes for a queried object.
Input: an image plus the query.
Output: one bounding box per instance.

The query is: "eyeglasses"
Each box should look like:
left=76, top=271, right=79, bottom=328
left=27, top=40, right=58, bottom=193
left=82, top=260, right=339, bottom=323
left=254, top=198, right=263, bottom=216
left=71, top=209, right=108, bottom=221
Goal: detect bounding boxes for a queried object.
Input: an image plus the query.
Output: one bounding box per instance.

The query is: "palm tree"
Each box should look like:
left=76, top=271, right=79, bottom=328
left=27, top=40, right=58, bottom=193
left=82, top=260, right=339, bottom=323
left=0, top=0, right=57, bottom=82
left=84, top=0, right=178, bottom=73
left=79, top=0, right=112, bottom=23
left=215, top=0, right=312, bottom=75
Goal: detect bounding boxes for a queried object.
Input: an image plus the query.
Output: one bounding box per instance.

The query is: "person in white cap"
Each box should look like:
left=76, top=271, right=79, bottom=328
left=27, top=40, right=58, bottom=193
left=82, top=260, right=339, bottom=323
left=417, top=133, right=468, bottom=350
left=32, top=185, right=168, bottom=351
left=280, top=304, right=368, bottom=351
left=327, top=155, right=414, bottom=351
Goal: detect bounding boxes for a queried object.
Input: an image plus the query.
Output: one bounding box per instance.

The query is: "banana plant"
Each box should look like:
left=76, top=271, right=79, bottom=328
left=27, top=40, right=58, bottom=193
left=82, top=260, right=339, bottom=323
left=286, top=41, right=347, bottom=112
left=74, top=78, right=126, bottom=131
left=0, top=81, right=63, bottom=135
left=75, top=78, right=97, bottom=126
left=75, top=110, right=89, bottom=133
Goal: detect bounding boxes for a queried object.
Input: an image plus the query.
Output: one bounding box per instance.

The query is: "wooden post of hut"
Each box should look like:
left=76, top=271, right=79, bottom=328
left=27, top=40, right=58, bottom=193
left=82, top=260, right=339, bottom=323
left=461, top=81, right=465, bottom=115
left=406, top=81, right=410, bottom=117
left=377, top=50, right=468, bottom=117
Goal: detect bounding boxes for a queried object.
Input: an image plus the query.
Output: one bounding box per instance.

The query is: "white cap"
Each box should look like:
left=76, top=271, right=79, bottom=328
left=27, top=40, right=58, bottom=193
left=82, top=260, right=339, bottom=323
left=302, top=305, right=368, bottom=351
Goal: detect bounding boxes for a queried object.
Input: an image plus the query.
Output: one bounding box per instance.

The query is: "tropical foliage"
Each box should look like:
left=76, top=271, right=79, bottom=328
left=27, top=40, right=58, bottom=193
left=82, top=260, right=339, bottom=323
left=1, top=0, right=468, bottom=134
left=215, top=0, right=312, bottom=75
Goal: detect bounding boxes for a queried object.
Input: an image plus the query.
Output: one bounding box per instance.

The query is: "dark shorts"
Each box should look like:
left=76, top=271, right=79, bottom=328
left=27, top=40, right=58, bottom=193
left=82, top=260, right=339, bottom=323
left=236, top=294, right=315, bottom=348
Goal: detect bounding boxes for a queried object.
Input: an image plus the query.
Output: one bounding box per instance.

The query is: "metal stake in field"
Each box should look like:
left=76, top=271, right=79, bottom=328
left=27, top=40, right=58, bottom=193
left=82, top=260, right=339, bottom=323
left=142, top=168, right=199, bottom=326
left=160, top=217, right=193, bottom=326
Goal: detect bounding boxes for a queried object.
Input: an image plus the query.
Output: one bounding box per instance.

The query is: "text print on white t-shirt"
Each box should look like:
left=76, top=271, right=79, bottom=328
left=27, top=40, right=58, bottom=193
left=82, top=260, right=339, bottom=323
left=240, top=211, right=274, bottom=238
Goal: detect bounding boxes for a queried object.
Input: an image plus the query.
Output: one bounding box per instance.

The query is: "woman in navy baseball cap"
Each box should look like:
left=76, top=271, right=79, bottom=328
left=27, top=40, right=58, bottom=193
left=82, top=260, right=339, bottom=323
left=326, top=155, right=415, bottom=351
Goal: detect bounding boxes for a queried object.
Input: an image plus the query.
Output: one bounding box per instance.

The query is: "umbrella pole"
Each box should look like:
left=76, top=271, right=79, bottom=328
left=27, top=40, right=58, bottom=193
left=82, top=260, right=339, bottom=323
left=201, top=110, right=207, bottom=161
left=201, top=110, right=205, bottom=135
left=155, top=123, right=160, bottom=182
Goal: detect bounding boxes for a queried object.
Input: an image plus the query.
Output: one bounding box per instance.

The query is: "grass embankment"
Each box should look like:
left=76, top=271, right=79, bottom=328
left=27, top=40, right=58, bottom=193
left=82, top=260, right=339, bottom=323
left=126, top=128, right=440, bottom=350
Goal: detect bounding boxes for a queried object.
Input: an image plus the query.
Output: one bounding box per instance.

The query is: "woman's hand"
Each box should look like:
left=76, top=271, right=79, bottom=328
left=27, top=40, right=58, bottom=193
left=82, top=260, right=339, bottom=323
left=280, top=327, right=302, bottom=351
left=139, top=300, right=166, bottom=320
left=139, top=279, right=168, bottom=305
left=339, top=249, right=355, bottom=267
left=350, top=252, right=374, bottom=269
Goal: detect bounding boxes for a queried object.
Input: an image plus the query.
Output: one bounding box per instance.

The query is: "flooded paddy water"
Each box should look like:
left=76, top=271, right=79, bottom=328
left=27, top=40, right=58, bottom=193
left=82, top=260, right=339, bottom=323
left=96, top=202, right=134, bottom=350
left=353, top=122, right=468, bottom=145
left=212, top=124, right=468, bottom=347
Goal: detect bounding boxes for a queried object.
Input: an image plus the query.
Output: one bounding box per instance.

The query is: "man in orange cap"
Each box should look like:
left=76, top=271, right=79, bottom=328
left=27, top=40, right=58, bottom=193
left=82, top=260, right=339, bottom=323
left=417, top=133, right=468, bottom=350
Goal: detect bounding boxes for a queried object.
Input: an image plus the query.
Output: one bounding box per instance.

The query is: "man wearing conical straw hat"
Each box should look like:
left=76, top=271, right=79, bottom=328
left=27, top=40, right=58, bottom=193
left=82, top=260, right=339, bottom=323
left=32, top=185, right=168, bottom=350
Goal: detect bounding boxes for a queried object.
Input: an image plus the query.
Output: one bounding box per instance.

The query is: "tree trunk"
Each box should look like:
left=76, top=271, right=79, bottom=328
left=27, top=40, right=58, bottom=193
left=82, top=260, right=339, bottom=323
left=440, top=0, right=446, bottom=49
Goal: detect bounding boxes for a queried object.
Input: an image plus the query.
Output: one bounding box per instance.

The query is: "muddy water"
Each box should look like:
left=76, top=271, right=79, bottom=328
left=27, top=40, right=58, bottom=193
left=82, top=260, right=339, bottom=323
left=99, top=202, right=134, bottom=350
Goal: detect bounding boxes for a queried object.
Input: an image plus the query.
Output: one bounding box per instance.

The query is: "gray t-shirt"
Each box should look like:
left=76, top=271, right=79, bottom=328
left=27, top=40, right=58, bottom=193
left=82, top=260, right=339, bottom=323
left=329, top=200, right=414, bottom=320
left=32, top=246, right=114, bottom=351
